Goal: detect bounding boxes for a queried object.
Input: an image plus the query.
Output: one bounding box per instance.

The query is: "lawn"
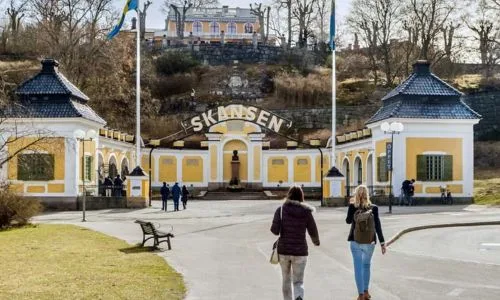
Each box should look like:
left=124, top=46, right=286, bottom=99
left=0, top=224, right=185, bottom=300
left=474, top=178, right=500, bottom=205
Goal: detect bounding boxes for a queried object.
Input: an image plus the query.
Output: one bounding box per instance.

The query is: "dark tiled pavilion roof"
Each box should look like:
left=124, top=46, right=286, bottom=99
left=3, top=59, right=106, bottom=125
left=367, top=61, right=481, bottom=124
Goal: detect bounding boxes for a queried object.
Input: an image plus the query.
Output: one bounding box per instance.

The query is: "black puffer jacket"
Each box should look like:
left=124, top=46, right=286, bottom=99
left=270, top=200, right=320, bottom=256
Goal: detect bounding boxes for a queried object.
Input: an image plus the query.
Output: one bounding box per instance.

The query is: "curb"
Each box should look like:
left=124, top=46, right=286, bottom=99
left=386, top=221, right=500, bottom=247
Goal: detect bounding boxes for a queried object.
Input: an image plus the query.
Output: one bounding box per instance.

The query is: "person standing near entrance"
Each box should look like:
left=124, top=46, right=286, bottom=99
left=160, top=182, right=170, bottom=211
left=181, top=185, right=189, bottom=210
left=271, top=185, right=320, bottom=300
left=172, top=182, right=181, bottom=211
left=346, top=185, right=386, bottom=300
left=104, top=176, right=113, bottom=197
left=113, top=175, right=123, bottom=197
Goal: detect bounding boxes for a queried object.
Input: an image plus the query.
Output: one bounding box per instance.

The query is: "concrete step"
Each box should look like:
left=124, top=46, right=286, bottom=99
left=201, top=191, right=268, bottom=200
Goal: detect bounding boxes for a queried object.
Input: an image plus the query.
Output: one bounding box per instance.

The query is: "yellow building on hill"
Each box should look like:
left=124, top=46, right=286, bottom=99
left=158, top=6, right=261, bottom=44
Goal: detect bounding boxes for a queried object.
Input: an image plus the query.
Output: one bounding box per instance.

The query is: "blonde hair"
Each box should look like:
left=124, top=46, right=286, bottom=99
left=351, top=185, right=372, bottom=209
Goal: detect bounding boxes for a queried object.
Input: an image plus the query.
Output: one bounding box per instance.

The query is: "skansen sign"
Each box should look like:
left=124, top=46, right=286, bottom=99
left=181, top=104, right=293, bottom=133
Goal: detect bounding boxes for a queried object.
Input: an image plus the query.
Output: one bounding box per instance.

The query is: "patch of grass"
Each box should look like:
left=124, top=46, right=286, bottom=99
left=0, top=224, right=185, bottom=299
left=474, top=178, right=500, bottom=205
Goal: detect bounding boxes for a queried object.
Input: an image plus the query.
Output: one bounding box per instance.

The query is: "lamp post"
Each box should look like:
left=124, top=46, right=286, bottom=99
left=147, top=139, right=161, bottom=207
left=74, top=129, right=97, bottom=222
left=380, top=121, right=404, bottom=214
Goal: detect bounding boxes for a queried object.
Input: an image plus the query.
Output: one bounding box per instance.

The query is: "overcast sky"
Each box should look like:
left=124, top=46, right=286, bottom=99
left=114, top=0, right=352, bottom=29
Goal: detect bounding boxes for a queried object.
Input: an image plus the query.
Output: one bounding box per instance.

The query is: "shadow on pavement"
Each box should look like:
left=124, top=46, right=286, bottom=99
left=119, top=245, right=157, bottom=254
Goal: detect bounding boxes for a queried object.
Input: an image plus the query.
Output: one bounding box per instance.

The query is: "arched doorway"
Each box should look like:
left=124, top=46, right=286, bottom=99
left=366, top=154, right=373, bottom=188
left=108, top=156, right=118, bottom=179
left=354, top=156, right=362, bottom=186
left=121, top=158, right=129, bottom=180
left=223, top=139, right=248, bottom=184
left=342, top=158, right=350, bottom=197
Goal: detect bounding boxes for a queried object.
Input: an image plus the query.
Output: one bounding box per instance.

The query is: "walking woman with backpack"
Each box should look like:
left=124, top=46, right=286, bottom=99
left=270, top=185, right=320, bottom=300
left=346, top=185, right=386, bottom=300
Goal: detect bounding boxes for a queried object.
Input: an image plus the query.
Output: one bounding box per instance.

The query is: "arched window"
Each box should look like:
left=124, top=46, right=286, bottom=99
left=228, top=22, right=237, bottom=34
left=210, top=21, right=220, bottom=34
left=108, top=156, right=118, bottom=179
left=244, top=23, right=254, bottom=33
left=193, top=21, right=203, bottom=34
left=121, top=158, right=129, bottom=180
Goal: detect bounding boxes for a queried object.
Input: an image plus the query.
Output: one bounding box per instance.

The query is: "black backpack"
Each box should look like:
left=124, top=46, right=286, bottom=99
left=354, top=207, right=375, bottom=244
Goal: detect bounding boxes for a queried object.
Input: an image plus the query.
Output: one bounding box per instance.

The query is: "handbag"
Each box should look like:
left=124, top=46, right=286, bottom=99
left=270, top=206, right=283, bottom=265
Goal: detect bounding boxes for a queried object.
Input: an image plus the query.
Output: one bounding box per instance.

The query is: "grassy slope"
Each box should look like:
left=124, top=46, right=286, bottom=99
left=0, top=224, right=185, bottom=300
left=474, top=178, right=500, bottom=205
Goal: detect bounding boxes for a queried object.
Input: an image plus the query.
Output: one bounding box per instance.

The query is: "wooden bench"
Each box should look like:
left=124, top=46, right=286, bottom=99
left=135, top=220, right=174, bottom=250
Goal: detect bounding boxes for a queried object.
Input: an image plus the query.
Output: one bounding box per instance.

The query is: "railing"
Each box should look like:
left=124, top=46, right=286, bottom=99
left=162, top=32, right=257, bottom=39
left=79, top=184, right=126, bottom=197
left=345, top=185, right=391, bottom=198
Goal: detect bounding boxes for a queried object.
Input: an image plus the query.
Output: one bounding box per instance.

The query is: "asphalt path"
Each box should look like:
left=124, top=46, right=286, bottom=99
left=34, top=201, right=500, bottom=300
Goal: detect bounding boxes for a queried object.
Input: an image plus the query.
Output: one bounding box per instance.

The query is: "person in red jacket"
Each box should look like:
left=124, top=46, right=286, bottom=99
left=271, top=185, right=320, bottom=300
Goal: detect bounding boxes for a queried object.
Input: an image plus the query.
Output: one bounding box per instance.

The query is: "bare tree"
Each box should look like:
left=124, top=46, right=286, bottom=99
left=164, top=0, right=219, bottom=39
left=408, top=0, right=455, bottom=60
left=7, top=0, right=29, bottom=34
left=276, top=0, right=293, bottom=47
left=139, top=0, right=152, bottom=40
left=250, top=3, right=267, bottom=44
left=466, top=0, right=499, bottom=77
left=292, top=0, right=317, bottom=48
left=315, top=0, right=329, bottom=43
left=441, top=22, right=459, bottom=60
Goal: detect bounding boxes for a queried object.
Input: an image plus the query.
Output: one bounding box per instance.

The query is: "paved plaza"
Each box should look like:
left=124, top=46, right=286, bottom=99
left=35, top=201, right=500, bottom=300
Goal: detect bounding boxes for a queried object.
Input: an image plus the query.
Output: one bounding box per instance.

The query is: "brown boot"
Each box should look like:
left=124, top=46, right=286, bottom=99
left=357, top=295, right=365, bottom=300
left=364, top=290, right=371, bottom=299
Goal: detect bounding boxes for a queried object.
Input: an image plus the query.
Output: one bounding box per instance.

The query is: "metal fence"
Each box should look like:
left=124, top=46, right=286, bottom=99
left=345, top=185, right=392, bottom=198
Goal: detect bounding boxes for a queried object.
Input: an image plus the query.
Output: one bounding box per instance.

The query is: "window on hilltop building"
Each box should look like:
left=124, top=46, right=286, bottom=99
left=17, top=153, right=55, bottom=181
left=417, top=155, right=453, bottom=181
left=210, top=21, right=220, bottom=34
left=228, top=22, right=237, bottom=34
left=244, top=23, right=254, bottom=33
left=193, top=21, right=203, bottom=33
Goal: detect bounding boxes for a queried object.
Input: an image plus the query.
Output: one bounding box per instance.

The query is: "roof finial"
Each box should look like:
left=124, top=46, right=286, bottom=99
left=41, top=58, right=59, bottom=74
left=413, top=60, right=430, bottom=74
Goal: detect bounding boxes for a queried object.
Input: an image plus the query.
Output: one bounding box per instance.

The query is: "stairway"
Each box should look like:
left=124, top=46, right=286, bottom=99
left=201, top=191, right=268, bottom=201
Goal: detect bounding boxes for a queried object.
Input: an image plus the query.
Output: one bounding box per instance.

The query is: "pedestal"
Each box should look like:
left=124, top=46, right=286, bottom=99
left=231, top=161, right=240, bottom=182
left=126, top=166, right=149, bottom=208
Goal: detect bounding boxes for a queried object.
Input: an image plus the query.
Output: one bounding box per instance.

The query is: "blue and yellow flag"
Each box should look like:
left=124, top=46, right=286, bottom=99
left=330, top=0, right=335, bottom=50
left=108, top=0, right=138, bottom=39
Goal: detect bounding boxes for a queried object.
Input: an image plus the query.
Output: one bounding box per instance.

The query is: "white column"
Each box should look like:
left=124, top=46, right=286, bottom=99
left=463, top=130, right=474, bottom=197
left=154, top=153, right=160, bottom=185
left=248, top=142, right=254, bottom=183
left=176, top=154, right=182, bottom=183
left=311, top=154, right=317, bottom=184
left=287, top=156, right=293, bottom=186
left=66, top=137, right=79, bottom=196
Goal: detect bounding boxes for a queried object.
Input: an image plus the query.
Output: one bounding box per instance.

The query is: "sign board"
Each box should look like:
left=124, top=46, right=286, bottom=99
left=181, top=104, right=293, bottom=134
left=386, top=142, right=393, bottom=171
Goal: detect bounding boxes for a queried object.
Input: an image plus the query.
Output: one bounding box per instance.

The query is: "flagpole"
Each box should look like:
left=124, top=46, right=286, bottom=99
left=135, top=0, right=141, bottom=167
left=331, top=0, right=336, bottom=167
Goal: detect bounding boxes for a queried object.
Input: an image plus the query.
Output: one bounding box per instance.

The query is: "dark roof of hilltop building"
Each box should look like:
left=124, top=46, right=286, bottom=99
left=367, top=61, right=481, bottom=124
left=2, top=59, right=106, bottom=125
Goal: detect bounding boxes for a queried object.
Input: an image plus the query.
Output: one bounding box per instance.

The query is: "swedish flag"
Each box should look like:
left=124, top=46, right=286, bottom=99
left=330, top=0, right=335, bottom=50
left=108, top=0, right=138, bottom=39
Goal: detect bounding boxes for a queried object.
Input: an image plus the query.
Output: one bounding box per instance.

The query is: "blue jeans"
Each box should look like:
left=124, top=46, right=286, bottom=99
left=350, top=241, right=375, bottom=295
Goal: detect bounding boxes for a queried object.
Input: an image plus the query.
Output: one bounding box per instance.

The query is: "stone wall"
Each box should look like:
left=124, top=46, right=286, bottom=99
left=463, top=91, right=500, bottom=140
left=190, top=44, right=284, bottom=65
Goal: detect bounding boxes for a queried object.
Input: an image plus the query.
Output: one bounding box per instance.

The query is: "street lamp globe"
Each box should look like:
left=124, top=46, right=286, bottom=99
left=74, top=129, right=85, bottom=139
left=390, top=122, right=404, bottom=132
left=380, top=122, right=390, bottom=132
left=86, top=129, right=97, bottom=140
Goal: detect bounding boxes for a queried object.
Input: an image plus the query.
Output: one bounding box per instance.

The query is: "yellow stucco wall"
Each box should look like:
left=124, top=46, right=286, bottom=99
left=294, top=156, right=311, bottom=182
left=323, top=180, right=330, bottom=198
left=425, top=184, right=463, bottom=194
left=142, top=155, right=156, bottom=181
left=158, top=155, right=177, bottom=182
left=9, top=183, right=24, bottom=193
left=268, top=157, right=288, bottom=183
left=254, top=146, right=261, bottom=181
left=406, top=138, right=463, bottom=181
left=47, top=184, right=65, bottom=193
left=8, top=137, right=66, bottom=181
left=27, top=185, right=45, bottom=193
left=168, top=20, right=258, bottom=35
left=182, top=156, right=204, bottom=182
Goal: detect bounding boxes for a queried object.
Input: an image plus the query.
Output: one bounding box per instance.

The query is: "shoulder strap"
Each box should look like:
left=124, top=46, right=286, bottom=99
left=279, top=205, right=283, bottom=235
